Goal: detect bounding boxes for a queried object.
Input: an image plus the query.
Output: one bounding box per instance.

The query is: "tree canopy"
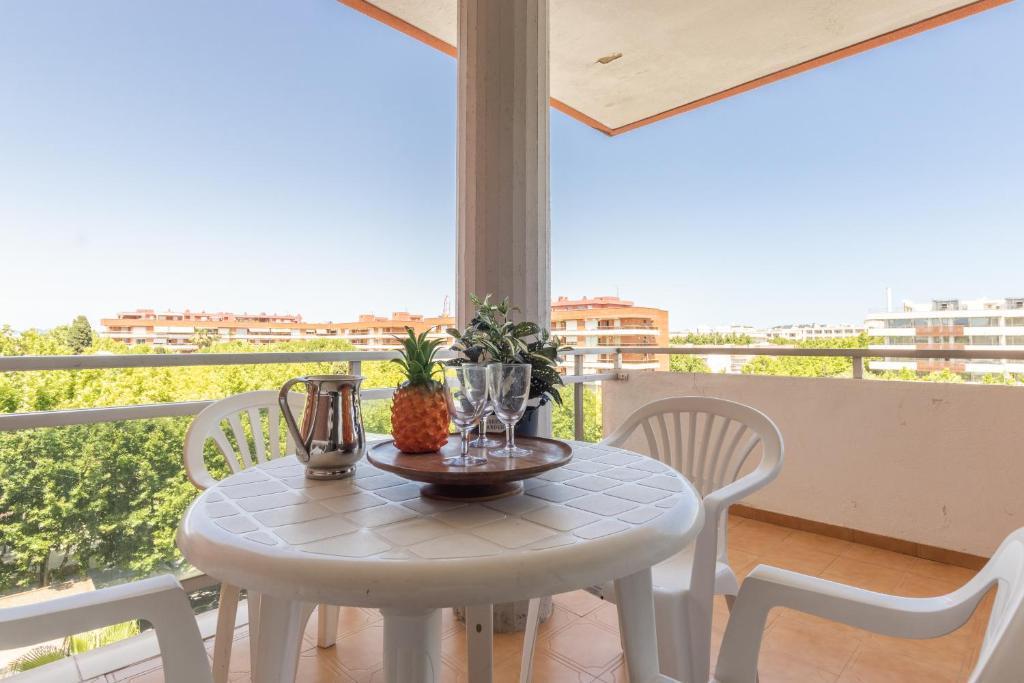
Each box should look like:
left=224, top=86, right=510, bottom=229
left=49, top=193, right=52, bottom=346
left=0, top=320, right=601, bottom=593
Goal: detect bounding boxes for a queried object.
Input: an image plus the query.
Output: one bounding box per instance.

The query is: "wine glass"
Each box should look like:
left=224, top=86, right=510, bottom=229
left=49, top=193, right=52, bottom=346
left=470, top=401, right=502, bottom=448
left=442, top=364, right=489, bottom=466
left=486, top=363, right=532, bottom=457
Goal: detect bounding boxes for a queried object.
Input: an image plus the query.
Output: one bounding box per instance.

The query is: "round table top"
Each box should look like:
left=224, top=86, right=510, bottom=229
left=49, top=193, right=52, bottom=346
left=177, top=440, right=704, bottom=609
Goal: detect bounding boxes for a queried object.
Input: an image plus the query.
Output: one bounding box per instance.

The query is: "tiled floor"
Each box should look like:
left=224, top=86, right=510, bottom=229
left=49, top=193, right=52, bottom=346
left=109, top=515, right=991, bottom=682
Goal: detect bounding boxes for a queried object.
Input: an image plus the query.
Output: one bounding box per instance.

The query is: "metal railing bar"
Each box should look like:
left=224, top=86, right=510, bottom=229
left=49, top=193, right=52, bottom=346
left=573, top=355, right=585, bottom=441
left=0, top=350, right=453, bottom=372
left=4, top=346, right=1024, bottom=374
left=561, top=373, right=618, bottom=384
left=629, top=346, right=1024, bottom=360
left=0, top=388, right=400, bottom=432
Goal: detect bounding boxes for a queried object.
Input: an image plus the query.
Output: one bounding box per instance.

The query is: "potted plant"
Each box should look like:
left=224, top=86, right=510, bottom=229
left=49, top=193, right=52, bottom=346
left=447, top=294, right=566, bottom=437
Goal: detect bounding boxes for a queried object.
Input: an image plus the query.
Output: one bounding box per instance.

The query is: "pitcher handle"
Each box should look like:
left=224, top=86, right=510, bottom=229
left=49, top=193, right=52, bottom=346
left=279, top=378, right=311, bottom=462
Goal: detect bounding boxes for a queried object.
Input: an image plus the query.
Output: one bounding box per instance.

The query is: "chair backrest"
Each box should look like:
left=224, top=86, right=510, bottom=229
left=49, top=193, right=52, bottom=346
left=969, top=528, right=1024, bottom=682
left=183, top=390, right=305, bottom=490
left=601, top=396, right=783, bottom=561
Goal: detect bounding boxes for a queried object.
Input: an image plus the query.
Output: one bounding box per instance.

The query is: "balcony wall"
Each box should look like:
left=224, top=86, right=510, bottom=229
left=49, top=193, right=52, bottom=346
left=603, top=371, right=1024, bottom=557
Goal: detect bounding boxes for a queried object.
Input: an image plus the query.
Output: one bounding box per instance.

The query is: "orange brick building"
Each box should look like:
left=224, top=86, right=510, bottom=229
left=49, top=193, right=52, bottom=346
left=101, top=296, right=669, bottom=370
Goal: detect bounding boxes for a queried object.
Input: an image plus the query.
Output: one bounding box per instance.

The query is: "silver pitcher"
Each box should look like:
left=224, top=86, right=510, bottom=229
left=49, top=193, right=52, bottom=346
left=279, top=375, right=366, bottom=479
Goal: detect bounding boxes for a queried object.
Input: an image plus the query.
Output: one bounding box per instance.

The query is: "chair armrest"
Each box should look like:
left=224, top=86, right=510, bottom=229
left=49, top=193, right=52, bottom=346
left=713, top=565, right=992, bottom=683
left=0, top=574, right=212, bottom=683
left=702, top=461, right=779, bottom=521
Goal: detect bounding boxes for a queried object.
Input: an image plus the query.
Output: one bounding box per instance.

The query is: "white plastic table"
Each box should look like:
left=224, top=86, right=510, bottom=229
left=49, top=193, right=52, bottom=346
left=177, top=440, right=703, bottom=683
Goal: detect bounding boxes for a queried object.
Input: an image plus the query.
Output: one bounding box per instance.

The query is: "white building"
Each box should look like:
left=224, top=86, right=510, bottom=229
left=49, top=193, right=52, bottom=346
left=865, top=297, right=1024, bottom=377
left=769, top=323, right=865, bottom=342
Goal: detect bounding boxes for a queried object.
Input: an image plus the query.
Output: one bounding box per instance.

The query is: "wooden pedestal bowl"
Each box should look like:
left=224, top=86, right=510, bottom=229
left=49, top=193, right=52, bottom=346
left=366, top=435, right=573, bottom=502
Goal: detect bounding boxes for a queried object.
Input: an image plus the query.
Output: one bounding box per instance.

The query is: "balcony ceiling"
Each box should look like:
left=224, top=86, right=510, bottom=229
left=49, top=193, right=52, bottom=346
left=338, top=0, right=1005, bottom=135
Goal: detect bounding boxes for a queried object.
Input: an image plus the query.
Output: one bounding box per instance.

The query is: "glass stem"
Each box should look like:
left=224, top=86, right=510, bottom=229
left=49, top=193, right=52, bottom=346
left=509, top=424, right=516, bottom=450
left=479, top=415, right=488, bottom=437
left=461, top=427, right=470, bottom=456
left=505, top=424, right=512, bottom=451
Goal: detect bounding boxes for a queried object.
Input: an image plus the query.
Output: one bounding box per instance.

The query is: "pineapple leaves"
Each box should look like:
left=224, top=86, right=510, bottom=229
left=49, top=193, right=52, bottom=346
left=391, top=326, right=443, bottom=387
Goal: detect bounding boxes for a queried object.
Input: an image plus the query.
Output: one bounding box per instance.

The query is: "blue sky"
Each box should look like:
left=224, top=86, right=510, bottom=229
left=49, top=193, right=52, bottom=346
left=1, top=1, right=1021, bottom=332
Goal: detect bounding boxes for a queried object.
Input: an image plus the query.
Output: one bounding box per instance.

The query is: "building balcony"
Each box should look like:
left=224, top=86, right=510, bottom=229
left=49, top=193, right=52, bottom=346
left=2, top=346, right=1021, bottom=681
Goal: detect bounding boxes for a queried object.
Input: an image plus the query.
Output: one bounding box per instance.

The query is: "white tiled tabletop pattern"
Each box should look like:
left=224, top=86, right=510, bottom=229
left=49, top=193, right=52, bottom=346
left=194, top=441, right=689, bottom=562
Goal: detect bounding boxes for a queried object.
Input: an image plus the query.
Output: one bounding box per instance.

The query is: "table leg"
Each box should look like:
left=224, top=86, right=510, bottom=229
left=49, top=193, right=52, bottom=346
left=252, top=594, right=313, bottom=683
left=380, top=607, right=443, bottom=683
left=614, top=568, right=677, bottom=683
left=246, top=591, right=261, bottom=670
left=465, top=604, right=493, bottom=683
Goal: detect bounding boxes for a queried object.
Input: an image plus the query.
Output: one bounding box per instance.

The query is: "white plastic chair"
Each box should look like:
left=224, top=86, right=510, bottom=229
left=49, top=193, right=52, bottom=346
left=183, top=390, right=341, bottom=683
left=520, top=396, right=783, bottom=683
left=0, top=574, right=212, bottom=682
left=712, top=527, right=1024, bottom=682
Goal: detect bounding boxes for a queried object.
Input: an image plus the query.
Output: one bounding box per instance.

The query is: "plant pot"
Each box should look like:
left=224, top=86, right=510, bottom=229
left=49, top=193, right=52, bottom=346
left=453, top=596, right=554, bottom=633
left=514, top=406, right=541, bottom=438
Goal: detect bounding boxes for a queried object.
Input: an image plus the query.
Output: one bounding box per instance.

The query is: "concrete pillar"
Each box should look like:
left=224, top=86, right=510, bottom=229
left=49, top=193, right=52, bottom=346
left=456, top=0, right=550, bottom=331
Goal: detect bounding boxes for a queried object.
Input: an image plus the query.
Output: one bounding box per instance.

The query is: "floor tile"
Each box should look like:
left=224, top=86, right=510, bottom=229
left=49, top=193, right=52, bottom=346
left=760, top=613, right=861, bottom=675
left=728, top=519, right=792, bottom=554
left=496, top=651, right=595, bottom=683
left=553, top=589, right=605, bottom=617
left=838, top=543, right=920, bottom=572
left=820, top=556, right=906, bottom=594
left=837, top=647, right=962, bottom=683
left=779, top=529, right=852, bottom=556
left=543, top=620, right=622, bottom=675
left=759, top=542, right=839, bottom=575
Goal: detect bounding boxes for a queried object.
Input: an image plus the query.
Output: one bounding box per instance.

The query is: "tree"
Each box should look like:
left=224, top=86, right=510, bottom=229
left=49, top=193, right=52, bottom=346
left=670, top=354, right=711, bottom=373
left=670, top=332, right=752, bottom=346
left=0, top=329, right=366, bottom=590
left=743, top=333, right=880, bottom=378
left=551, top=385, right=602, bottom=443
left=68, top=316, right=94, bottom=354
left=191, top=329, right=219, bottom=350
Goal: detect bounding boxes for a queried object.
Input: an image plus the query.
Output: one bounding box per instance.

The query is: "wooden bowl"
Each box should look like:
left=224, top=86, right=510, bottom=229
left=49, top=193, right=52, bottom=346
left=366, top=435, right=573, bottom=501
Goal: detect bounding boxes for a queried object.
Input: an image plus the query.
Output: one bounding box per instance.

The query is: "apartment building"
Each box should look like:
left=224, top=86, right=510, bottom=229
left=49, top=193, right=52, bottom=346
left=550, top=296, right=670, bottom=371
left=101, top=296, right=670, bottom=371
left=100, top=309, right=449, bottom=352
left=865, top=297, right=1024, bottom=377
left=769, top=323, right=865, bottom=342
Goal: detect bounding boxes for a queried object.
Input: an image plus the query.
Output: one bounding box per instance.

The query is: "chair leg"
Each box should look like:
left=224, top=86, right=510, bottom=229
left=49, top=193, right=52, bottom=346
left=212, top=583, right=240, bottom=683
left=519, top=598, right=542, bottom=683
left=317, top=604, right=339, bottom=648
left=721, top=593, right=757, bottom=682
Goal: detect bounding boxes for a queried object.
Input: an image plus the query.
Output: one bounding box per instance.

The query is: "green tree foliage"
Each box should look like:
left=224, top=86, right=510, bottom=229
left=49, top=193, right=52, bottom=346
left=668, top=333, right=744, bottom=374
left=981, top=373, right=1024, bottom=386
left=743, top=333, right=879, bottom=378
left=191, top=329, right=220, bottom=350
left=669, top=354, right=711, bottom=373
left=68, top=316, right=94, bottom=354
left=669, top=333, right=752, bottom=346
left=0, top=327, right=379, bottom=591
left=4, top=620, right=139, bottom=673
left=551, top=385, right=602, bottom=443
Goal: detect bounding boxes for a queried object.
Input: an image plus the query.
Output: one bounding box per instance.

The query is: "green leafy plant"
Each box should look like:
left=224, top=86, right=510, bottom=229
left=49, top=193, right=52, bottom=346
left=4, top=620, right=140, bottom=673
left=447, top=294, right=567, bottom=406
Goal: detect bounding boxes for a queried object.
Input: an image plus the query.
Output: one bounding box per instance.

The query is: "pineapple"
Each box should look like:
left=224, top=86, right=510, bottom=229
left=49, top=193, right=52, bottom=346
left=390, top=328, right=450, bottom=453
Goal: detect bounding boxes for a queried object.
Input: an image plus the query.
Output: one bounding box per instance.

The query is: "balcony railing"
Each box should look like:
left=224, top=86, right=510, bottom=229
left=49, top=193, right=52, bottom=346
left=4, top=345, right=1024, bottom=437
